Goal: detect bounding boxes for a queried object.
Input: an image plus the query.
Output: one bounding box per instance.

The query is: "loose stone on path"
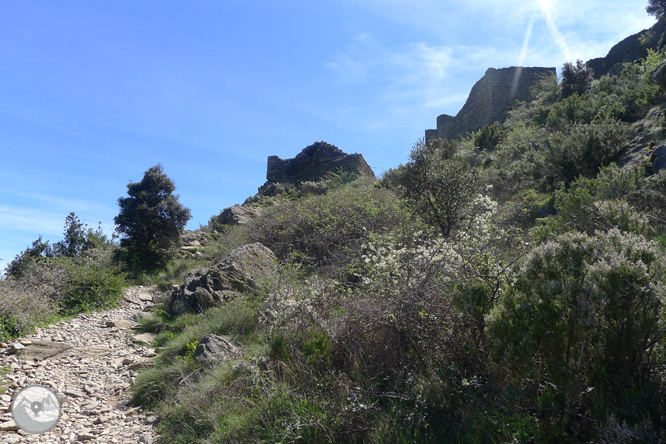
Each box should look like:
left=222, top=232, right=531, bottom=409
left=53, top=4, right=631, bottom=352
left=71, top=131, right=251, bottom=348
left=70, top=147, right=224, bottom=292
left=0, top=286, right=161, bottom=443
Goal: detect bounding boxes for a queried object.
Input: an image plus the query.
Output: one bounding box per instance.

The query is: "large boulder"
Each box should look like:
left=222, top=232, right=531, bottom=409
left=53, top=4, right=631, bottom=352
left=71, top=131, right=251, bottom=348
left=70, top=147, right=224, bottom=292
left=165, top=243, right=277, bottom=315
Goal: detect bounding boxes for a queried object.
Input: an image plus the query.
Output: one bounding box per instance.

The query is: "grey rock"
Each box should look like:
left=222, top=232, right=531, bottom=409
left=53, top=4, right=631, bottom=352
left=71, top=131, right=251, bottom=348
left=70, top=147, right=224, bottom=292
left=195, top=335, right=239, bottom=366
left=215, top=205, right=264, bottom=226
left=0, top=420, right=19, bottom=431
left=8, top=342, right=24, bottom=353
left=132, top=333, right=157, bottom=346
left=16, top=341, right=72, bottom=361
left=653, top=60, right=666, bottom=91
left=127, top=360, right=154, bottom=371
left=105, top=320, right=135, bottom=329
left=652, top=144, right=666, bottom=173
left=165, top=243, right=276, bottom=315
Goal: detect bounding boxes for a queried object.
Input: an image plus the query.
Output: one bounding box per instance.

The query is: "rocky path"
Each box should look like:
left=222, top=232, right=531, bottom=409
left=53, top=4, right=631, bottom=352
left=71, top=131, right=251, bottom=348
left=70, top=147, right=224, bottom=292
left=0, top=286, right=161, bottom=443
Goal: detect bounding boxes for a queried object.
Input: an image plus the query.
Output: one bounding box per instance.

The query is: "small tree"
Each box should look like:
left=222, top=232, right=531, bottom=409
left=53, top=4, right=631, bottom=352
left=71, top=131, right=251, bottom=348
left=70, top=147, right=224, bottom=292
left=114, top=165, right=191, bottom=268
left=561, top=59, right=594, bottom=98
left=647, top=0, right=666, bottom=19
left=53, top=212, right=87, bottom=257
left=384, top=138, right=477, bottom=237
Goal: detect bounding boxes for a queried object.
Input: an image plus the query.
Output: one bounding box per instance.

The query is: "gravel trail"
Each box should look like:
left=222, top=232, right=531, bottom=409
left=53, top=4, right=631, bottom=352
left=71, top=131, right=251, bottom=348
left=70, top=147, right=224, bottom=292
left=0, top=286, right=161, bottom=443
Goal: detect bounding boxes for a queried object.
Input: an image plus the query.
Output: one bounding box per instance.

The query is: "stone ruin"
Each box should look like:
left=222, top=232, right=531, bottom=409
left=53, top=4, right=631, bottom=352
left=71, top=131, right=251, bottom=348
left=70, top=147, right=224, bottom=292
left=260, top=141, right=375, bottom=192
left=425, top=66, right=556, bottom=143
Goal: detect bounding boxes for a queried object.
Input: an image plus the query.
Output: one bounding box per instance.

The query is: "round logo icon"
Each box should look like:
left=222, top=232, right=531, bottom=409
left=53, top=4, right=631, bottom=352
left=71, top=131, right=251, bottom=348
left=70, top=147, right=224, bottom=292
left=11, top=385, right=62, bottom=434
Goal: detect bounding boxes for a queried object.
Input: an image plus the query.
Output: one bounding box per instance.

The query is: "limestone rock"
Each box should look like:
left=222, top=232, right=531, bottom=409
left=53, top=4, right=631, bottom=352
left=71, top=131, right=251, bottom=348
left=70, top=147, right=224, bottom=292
left=132, top=333, right=157, bottom=346
left=105, top=320, right=135, bottom=329
left=127, top=360, right=154, bottom=371
left=0, top=420, right=19, bottom=431
left=195, top=335, right=239, bottom=366
left=165, top=243, right=277, bottom=315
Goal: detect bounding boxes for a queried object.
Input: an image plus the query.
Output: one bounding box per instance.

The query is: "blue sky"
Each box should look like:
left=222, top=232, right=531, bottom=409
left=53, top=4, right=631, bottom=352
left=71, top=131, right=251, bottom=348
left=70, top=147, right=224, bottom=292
left=0, top=0, right=655, bottom=272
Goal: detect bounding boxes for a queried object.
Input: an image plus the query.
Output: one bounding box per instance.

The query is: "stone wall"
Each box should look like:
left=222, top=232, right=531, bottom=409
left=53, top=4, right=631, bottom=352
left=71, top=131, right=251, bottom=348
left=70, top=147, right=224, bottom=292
left=263, top=141, right=375, bottom=187
left=426, top=66, right=556, bottom=143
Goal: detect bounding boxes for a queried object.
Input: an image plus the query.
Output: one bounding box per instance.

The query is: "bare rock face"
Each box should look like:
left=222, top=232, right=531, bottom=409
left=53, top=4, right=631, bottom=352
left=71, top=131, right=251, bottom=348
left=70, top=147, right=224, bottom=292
left=425, top=66, right=556, bottom=143
left=588, top=19, right=666, bottom=78
left=260, top=141, right=374, bottom=193
left=165, top=243, right=277, bottom=315
left=216, top=205, right=263, bottom=226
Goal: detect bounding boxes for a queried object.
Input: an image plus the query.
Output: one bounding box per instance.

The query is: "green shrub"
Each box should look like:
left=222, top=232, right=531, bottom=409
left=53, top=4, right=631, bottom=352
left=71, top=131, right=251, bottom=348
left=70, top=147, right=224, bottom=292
left=473, top=122, right=505, bottom=150
left=544, top=118, right=628, bottom=187
left=57, top=250, right=126, bottom=313
left=536, top=164, right=650, bottom=237
left=489, top=229, right=666, bottom=432
left=250, top=178, right=410, bottom=271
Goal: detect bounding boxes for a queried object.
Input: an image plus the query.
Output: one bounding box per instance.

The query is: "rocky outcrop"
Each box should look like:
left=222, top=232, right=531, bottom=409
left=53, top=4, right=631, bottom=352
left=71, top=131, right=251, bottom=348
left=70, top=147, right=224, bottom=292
left=426, top=66, right=556, bottom=142
left=260, top=141, right=375, bottom=191
left=652, top=144, right=666, bottom=173
left=179, top=230, right=212, bottom=258
left=195, top=334, right=239, bottom=366
left=588, top=19, right=666, bottom=78
left=652, top=60, right=666, bottom=90
left=216, top=205, right=263, bottom=226
left=165, top=243, right=277, bottom=315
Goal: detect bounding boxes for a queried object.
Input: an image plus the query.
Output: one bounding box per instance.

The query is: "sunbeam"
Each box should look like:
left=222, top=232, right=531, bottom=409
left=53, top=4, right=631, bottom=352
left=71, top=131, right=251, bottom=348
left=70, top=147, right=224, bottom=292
left=539, top=0, right=571, bottom=61
left=512, top=7, right=538, bottom=97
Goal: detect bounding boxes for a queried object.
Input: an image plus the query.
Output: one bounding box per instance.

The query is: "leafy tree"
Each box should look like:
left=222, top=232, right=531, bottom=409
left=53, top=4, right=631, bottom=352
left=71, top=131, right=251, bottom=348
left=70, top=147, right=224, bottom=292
left=383, top=138, right=478, bottom=237
left=114, top=164, right=191, bottom=268
left=647, top=0, right=666, bottom=19
left=561, top=59, right=594, bottom=98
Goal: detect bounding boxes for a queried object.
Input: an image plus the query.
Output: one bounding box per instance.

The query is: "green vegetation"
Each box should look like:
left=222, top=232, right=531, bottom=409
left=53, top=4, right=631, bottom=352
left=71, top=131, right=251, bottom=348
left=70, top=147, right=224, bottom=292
left=5, top=20, right=666, bottom=444
left=1, top=213, right=126, bottom=341
left=126, top=46, right=666, bottom=443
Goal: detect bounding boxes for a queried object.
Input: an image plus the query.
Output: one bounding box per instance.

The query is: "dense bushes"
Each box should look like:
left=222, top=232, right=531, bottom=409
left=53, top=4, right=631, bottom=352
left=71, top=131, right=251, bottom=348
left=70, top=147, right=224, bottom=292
left=1, top=215, right=126, bottom=340
left=489, top=230, right=666, bottom=438
left=249, top=178, right=411, bottom=272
